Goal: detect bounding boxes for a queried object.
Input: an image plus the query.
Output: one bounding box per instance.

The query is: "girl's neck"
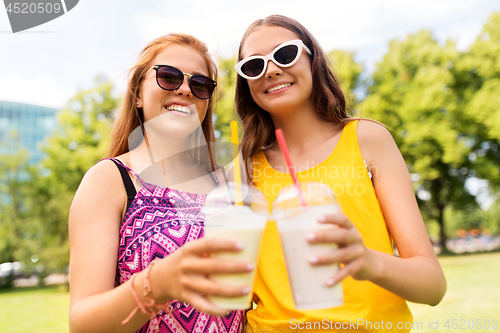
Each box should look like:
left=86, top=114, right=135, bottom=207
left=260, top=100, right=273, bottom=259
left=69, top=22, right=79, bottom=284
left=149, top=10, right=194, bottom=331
left=128, top=133, right=195, bottom=173
left=269, top=106, right=339, bottom=153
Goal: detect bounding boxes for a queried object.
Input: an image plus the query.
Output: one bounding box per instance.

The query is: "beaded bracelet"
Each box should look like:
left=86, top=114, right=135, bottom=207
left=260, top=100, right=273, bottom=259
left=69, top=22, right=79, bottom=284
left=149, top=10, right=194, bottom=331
left=122, top=261, right=174, bottom=332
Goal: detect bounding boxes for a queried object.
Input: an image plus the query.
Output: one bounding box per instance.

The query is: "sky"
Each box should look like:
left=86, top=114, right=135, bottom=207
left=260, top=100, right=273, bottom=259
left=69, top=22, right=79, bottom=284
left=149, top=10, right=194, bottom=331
left=1, top=0, right=499, bottom=110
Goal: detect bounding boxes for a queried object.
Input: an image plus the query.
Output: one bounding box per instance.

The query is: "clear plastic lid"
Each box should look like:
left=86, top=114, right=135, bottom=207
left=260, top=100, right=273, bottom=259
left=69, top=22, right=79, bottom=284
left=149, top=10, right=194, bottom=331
left=273, top=182, right=340, bottom=220
left=202, top=182, right=269, bottom=219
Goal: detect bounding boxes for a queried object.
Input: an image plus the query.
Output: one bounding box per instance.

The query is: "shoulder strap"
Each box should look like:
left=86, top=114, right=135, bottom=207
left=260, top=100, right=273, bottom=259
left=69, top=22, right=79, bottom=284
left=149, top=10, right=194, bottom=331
left=108, top=158, right=137, bottom=212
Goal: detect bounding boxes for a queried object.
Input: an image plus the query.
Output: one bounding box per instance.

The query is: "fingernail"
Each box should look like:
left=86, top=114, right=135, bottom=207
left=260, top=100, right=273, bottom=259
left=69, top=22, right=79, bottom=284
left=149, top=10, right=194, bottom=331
left=309, top=256, right=319, bottom=264
left=326, top=278, right=335, bottom=286
left=305, top=233, right=316, bottom=241
left=317, top=216, right=326, bottom=222
left=242, top=286, right=250, bottom=294
left=235, top=242, right=244, bottom=250
left=246, top=263, right=255, bottom=271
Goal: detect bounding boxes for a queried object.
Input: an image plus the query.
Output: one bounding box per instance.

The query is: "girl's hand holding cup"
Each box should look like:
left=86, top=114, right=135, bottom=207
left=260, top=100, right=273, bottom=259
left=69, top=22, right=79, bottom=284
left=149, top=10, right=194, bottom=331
left=306, top=213, right=376, bottom=286
left=149, top=236, right=254, bottom=317
left=273, top=182, right=344, bottom=310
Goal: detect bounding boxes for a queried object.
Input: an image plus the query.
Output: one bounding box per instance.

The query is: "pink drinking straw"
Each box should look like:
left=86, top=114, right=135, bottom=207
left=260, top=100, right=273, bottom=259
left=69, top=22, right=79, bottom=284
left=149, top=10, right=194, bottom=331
left=275, top=129, right=308, bottom=209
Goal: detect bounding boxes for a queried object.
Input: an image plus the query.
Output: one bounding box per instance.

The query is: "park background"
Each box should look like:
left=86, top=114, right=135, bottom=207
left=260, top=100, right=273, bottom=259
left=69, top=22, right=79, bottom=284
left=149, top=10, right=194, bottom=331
left=1, top=0, right=500, bottom=332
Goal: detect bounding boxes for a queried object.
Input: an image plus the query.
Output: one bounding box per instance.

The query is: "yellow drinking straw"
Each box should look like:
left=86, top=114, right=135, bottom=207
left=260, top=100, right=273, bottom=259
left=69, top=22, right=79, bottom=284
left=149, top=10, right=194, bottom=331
left=230, top=121, right=243, bottom=205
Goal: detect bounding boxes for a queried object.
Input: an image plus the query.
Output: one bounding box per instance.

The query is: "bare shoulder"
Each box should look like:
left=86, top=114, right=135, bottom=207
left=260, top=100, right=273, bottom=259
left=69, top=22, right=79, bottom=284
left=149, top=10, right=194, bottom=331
left=80, top=159, right=123, bottom=191
left=70, top=159, right=125, bottom=217
left=356, top=120, right=398, bottom=165
left=356, top=119, right=394, bottom=145
left=69, top=159, right=126, bottom=305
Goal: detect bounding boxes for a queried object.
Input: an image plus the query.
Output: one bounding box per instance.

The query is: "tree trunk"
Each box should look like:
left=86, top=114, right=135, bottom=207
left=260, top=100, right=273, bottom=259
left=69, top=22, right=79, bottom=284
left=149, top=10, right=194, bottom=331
left=437, top=204, right=449, bottom=254
left=432, top=178, right=449, bottom=254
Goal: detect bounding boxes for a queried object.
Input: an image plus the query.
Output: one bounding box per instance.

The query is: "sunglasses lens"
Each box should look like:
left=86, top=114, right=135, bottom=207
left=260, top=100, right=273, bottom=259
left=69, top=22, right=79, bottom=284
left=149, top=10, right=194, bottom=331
left=274, top=44, right=299, bottom=65
left=154, top=66, right=215, bottom=99
left=190, top=76, right=216, bottom=99
left=156, top=66, right=183, bottom=90
left=240, top=58, right=265, bottom=78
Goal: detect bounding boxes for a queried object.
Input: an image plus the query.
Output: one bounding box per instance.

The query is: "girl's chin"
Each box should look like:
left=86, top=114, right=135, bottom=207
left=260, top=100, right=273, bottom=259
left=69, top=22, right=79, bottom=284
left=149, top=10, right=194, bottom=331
left=144, top=117, right=202, bottom=138
left=261, top=102, right=303, bottom=116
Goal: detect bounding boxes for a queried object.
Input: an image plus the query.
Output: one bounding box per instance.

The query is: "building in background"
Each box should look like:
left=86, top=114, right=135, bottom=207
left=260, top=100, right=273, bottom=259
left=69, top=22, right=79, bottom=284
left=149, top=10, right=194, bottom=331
left=0, top=100, right=58, bottom=165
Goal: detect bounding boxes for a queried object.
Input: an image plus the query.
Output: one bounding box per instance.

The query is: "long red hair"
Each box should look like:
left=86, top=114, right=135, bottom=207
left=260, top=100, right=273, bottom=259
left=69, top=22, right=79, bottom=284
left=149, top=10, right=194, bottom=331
left=108, top=33, right=218, bottom=165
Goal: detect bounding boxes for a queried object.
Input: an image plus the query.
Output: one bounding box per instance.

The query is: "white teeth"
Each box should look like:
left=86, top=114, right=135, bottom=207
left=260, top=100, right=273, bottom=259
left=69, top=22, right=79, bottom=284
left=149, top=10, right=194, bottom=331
left=166, top=104, right=191, bottom=114
left=267, top=83, right=291, bottom=93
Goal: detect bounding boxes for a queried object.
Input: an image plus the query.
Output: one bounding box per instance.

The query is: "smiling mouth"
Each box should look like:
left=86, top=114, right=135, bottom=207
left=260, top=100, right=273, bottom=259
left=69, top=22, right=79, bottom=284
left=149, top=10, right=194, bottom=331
left=266, top=83, right=292, bottom=93
left=165, top=104, right=192, bottom=115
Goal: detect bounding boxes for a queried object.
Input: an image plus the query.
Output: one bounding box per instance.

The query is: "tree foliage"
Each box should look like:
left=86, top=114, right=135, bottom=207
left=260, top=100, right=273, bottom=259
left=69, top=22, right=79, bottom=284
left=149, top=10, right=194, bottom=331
left=454, top=11, right=500, bottom=189
left=327, top=49, right=364, bottom=107
left=213, top=57, right=238, bottom=143
left=359, top=11, right=500, bottom=249
left=360, top=30, right=481, bottom=250
left=34, top=75, right=118, bottom=273
left=0, top=143, right=34, bottom=265
left=0, top=76, right=119, bottom=278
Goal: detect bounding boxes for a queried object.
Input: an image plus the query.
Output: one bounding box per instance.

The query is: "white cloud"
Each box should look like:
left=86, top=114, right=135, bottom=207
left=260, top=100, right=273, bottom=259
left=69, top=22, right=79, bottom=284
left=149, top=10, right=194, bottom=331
left=0, top=75, right=74, bottom=109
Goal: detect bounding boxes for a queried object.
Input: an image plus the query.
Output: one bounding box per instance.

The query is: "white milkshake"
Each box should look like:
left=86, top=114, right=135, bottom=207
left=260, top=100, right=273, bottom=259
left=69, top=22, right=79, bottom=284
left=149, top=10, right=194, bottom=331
left=277, top=205, right=343, bottom=309
left=274, top=182, right=344, bottom=309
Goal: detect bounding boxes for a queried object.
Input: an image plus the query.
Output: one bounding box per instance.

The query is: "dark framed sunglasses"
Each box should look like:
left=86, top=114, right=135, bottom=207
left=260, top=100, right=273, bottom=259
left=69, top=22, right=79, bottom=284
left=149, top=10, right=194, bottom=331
left=145, top=65, right=217, bottom=100
left=235, top=39, right=312, bottom=80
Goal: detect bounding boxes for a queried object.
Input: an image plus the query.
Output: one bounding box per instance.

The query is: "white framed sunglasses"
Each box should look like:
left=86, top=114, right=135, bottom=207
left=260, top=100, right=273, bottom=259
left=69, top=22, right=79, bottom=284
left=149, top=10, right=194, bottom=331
left=235, top=39, right=312, bottom=80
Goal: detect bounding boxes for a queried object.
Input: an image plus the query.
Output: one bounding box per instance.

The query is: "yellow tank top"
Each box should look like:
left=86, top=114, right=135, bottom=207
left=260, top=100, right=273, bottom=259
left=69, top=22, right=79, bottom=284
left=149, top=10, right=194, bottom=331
left=246, top=120, right=413, bottom=333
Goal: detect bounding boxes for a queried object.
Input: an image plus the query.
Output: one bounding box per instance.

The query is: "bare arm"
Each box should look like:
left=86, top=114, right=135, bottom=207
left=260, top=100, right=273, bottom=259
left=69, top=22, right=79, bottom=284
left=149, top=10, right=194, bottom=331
left=308, top=120, right=446, bottom=306
left=69, top=160, right=252, bottom=333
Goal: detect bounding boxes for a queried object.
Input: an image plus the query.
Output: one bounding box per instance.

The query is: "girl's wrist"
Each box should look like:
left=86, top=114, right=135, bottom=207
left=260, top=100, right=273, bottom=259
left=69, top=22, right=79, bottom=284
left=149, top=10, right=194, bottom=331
left=122, top=261, right=174, bottom=331
left=366, top=249, right=384, bottom=283
left=146, top=260, right=171, bottom=304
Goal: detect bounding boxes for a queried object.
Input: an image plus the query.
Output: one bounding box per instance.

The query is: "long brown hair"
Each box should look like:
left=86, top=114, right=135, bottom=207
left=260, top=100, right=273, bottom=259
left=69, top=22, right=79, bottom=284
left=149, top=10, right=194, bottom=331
left=235, top=15, right=354, bottom=182
left=108, top=33, right=218, bottom=170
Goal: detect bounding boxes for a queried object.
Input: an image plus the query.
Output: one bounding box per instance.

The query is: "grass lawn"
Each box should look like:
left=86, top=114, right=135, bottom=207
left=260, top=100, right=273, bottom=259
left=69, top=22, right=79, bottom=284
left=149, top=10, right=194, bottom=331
left=0, top=252, right=498, bottom=332
left=408, top=251, right=500, bottom=332
left=0, top=285, right=69, bottom=333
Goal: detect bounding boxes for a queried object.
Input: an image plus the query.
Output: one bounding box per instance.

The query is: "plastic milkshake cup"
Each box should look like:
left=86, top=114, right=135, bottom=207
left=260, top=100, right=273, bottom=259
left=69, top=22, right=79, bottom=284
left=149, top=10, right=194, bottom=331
left=202, top=182, right=268, bottom=310
left=273, top=182, right=343, bottom=309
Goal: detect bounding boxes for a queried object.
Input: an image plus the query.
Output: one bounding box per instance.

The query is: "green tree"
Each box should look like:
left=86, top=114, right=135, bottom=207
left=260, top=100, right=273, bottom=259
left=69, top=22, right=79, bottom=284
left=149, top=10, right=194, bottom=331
left=327, top=50, right=364, bottom=108
left=454, top=11, right=500, bottom=189
left=0, top=142, right=31, bottom=264
left=483, top=197, right=500, bottom=235
left=360, top=30, right=477, bottom=251
left=444, top=206, right=485, bottom=237
left=214, top=57, right=238, bottom=143
left=30, top=75, right=119, bottom=274
left=0, top=136, right=45, bottom=285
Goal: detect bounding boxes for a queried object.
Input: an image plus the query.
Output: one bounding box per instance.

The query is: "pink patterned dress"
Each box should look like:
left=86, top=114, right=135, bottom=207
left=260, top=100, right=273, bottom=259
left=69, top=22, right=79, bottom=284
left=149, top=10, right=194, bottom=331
left=107, top=158, right=245, bottom=333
